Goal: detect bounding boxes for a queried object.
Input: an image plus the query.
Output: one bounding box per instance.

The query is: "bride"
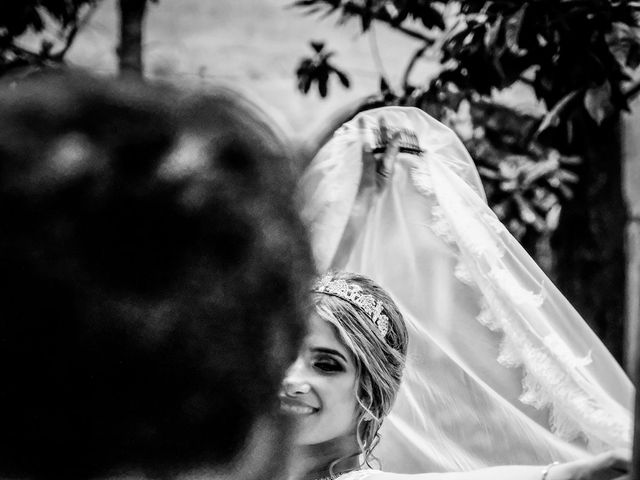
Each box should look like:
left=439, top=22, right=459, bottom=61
left=288, top=107, right=633, bottom=478
left=281, top=271, right=629, bottom=480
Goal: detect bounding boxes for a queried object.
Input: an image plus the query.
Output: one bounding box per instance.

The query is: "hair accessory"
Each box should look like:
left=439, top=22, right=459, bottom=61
left=313, top=275, right=389, bottom=337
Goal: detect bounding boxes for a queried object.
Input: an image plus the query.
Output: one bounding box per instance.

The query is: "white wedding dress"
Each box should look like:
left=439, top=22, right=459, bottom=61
left=297, top=107, right=633, bottom=474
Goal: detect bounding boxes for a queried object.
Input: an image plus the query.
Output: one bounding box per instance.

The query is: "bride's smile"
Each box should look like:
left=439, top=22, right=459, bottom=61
left=279, top=397, right=319, bottom=416
left=281, top=312, right=359, bottom=446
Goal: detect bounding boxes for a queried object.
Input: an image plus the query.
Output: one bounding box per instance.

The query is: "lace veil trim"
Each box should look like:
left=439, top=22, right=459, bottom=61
left=410, top=159, right=631, bottom=448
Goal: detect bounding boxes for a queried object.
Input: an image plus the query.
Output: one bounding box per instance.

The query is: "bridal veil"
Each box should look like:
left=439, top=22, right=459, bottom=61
left=297, top=106, right=633, bottom=473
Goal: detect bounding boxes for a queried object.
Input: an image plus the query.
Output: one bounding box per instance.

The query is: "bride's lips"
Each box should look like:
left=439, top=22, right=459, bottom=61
left=279, top=396, right=319, bottom=416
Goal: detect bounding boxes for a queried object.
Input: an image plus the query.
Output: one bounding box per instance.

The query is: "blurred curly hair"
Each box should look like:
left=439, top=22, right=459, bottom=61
left=0, top=71, right=314, bottom=480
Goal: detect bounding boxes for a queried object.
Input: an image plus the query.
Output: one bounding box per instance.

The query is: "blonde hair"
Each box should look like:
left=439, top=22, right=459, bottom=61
left=312, top=271, right=408, bottom=469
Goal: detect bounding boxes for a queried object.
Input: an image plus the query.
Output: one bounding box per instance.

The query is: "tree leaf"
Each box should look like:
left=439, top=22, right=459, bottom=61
left=505, top=4, right=527, bottom=57
left=295, top=58, right=313, bottom=76
left=290, top=0, right=320, bottom=7
left=318, top=70, right=329, bottom=97
left=534, top=90, right=580, bottom=138
left=484, top=15, right=503, bottom=51
left=333, top=67, right=350, bottom=88
left=380, top=76, right=391, bottom=95
left=298, top=73, right=311, bottom=94
left=300, top=6, right=324, bottom=16
left=28, top=8, right=45, bottom=32
left=419, top=5, right=446, bottom=30
left=514, top=192, right=544, bottom=228
left=627, top=40, right=640, bottom=69
left=361, top=10, right=372, bottom=31
left=584, top=81, right=614, bottom=125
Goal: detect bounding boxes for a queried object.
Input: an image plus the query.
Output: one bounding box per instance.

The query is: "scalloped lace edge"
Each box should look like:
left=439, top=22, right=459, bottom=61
left=410, top=162, right=631, bottom=449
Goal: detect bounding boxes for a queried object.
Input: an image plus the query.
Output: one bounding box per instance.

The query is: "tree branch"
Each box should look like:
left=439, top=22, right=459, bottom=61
left=341, top=1, right=436, bottom=44
left=402, top=44, right=428, bottom=91
left=117, top=0, right=148, bottom=77
left=531, top=89, right=581, bottom=141
left=624, top=79, right=640, bottom=102
left=8, top=44, right=42, bottom=62
left=51, top=3, right=101, bottom=61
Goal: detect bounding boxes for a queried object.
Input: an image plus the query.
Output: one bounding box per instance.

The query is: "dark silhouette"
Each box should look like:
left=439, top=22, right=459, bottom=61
left=0, top=71, right=314, bottom=480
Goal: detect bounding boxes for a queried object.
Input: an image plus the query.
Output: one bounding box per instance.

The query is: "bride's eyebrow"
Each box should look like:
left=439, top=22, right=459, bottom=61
left=311, top=347, right=347, bottom=362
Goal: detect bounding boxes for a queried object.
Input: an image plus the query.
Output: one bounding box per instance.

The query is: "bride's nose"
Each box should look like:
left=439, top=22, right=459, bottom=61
left=282, top=356, right=311, bottom=396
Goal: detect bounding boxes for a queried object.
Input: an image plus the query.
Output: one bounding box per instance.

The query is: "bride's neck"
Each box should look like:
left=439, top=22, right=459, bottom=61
left=288, top=433, right=361, bottom=480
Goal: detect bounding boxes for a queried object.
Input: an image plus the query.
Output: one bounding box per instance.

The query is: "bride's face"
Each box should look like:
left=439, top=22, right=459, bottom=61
left=280, top=312, right=359, bottom=445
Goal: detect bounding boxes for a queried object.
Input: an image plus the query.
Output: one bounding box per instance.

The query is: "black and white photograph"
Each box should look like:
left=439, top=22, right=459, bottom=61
left=0, top=1, right=637, bottom=480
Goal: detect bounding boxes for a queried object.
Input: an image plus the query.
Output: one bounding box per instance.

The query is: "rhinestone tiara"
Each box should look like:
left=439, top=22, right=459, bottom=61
left=312, top=274, right=389, bottom=338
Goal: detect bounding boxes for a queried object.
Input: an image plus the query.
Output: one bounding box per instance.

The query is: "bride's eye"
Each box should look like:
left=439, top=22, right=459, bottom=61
left=313, top=356, right=343, bottom=373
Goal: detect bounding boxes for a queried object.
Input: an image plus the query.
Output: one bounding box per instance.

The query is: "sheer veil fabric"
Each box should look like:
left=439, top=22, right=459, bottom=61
left=297, top=107, right=633, bottom=473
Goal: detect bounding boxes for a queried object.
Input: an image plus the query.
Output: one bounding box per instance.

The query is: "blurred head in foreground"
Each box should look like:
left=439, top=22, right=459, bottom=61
left=0, top=71, right=313, bottom=479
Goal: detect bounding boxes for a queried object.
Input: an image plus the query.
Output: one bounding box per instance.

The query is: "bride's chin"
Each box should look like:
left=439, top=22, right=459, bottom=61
left=291, top=426, right=329, bottom=447
left=291, top=429, right=316, bottom=446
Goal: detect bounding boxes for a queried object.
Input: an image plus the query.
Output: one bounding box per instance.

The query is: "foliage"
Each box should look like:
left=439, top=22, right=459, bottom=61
left=434, top=1, right=640, bottom=128
left=354, top=85, right=581, bottom=240
left=0, top=0, right=100, bottom=76
left=296, top=41, right=350, bottom=97
left=293, top=0, right=640, bottom=241
left=461, top=102, right=581, bottom=240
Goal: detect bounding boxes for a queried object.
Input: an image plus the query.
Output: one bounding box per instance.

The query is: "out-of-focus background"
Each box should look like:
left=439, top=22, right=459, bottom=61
left=3, top=0, right=640, bottom=376
left=68, top=0, right=428, bottom=141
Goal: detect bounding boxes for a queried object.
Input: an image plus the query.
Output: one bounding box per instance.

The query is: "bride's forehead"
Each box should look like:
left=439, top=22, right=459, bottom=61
left=304, top=313, right=346, bottom=350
